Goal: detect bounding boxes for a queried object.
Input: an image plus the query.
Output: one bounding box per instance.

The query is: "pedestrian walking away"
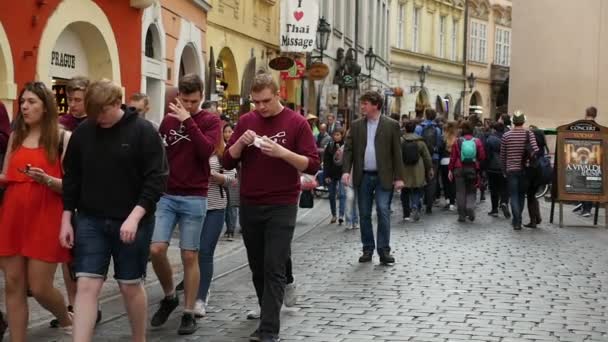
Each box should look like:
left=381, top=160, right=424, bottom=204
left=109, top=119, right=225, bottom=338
left=342, top=91, right=405, bottom=265
left=223, top=73, right=320, bottom=342
left=448, top=121, right=486, bottom=222
left=150, top=74, right=221, bottom=335
left=415, top=108, right=443, bottom=214
left=59, top=79, right=168, bottom=342
left=400, top=120, right=433, bottom=222
left=324, top=128, right=346, bottom=225
left=500, top=111, right=539, bottom=230
left=485, top=122, right=511, bottom=219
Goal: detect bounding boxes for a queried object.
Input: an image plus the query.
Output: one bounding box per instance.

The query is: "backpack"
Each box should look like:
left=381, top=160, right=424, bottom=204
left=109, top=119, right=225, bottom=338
left=401, top=139, right=420, bottom=165
left=422, top=124, right=438, bottom=154
left=459, top=137, right=478, bottom=163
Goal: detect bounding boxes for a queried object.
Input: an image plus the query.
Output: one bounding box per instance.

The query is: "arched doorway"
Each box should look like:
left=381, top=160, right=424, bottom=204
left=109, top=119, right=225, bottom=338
left=141, top=22, right=165, bottom=123
left=435, top=95, right=447, bottom=116
left=37, top=0, right=121, bottom=87
left=217, top=47, right=240, bottom=121
left=444, top=94, right=453, bottom=119
left=415, top=88, right=430, bottom=118
left=0, top=22, right=16, bottom=113
left=179, top=43, right=201, bottom=80
left=469, top=91, right=483, bottom=117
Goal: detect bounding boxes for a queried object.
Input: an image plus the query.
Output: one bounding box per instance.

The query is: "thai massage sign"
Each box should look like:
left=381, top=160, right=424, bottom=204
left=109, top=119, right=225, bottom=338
left=280, top=0, right=319, bottom=52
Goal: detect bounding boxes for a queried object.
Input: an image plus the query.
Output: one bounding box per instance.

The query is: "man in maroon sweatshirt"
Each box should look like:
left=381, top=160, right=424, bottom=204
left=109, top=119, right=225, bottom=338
left=223, top=73, right=320, bottom=342
left=149, top=74, right=221, bottom=335
left=59, top=76, right=89, bottom=131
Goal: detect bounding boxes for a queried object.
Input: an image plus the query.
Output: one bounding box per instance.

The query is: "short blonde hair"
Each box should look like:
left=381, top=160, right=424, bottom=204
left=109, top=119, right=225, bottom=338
left=251, top=73, right=278, bottom=94
left=85, top=79, right=123, bottom=118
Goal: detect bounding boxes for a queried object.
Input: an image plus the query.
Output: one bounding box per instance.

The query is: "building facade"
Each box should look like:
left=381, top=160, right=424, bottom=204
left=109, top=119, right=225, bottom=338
left=0, top=0, right=151, bottom=115
left=140, top=0, right=211, bottom=124
left=389, top=0, right=466, bottom=120
left=311, top=0, right=391, bottom=124
left=465, top=0, right=511, bottom=119
left=205, top=0, right=281, bottom=122
left=509, top=0, right=608, bottom=128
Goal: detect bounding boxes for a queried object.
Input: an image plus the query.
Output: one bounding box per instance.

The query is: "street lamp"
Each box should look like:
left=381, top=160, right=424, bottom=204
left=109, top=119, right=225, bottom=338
left=314, top=17, right=331, bottom=117
left=315, top=17, right=331, bottom=60
left=467, top=72, right=476, bottom=92
left=363, top=47, right=377, bottom=90
left=410, top=65, right=431, bottom=93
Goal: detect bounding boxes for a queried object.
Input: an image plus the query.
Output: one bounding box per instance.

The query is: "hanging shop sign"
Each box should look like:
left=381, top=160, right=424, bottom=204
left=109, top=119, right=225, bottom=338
left=307, top=62, right=329, bottom=80
left=269, top=56, right=295, bottom=71
left=280, top=0, right=319, bottom=53
left=49, top=27, right=89, bottom=79
left=280, top=59, right=305, bottom=80
left=556, top=120, right=608, bottom=203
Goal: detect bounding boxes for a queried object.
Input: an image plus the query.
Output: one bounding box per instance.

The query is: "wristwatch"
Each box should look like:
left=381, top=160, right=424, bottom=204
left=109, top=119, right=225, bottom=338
left=46, top=177, right=53, bottom=187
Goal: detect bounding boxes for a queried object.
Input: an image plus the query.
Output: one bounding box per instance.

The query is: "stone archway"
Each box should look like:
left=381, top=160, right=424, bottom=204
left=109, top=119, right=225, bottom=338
left=37, top=0, right=121, bottom=86
left=179, top=43, right=201, bottom=81
left=218, top=47, right=240, bottom=96
left=141, top=1, right=167, bottom=123
left=0, top=22, right=17, bottom=113
left=469, top=90, right=483, bottom=116
left=415, top=88, right=430, bottom=118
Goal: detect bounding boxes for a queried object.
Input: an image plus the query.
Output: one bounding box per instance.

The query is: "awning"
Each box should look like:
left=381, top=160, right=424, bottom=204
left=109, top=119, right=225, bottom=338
left=240, top=56, right=256, bottom=100
left=206, top=46, right=217, bottom=101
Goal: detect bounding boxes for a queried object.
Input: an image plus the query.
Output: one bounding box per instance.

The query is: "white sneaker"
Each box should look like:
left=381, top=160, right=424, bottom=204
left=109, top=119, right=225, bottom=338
left=193, top=299, right=206, bottom=318
left=246, top=310, right=260, bottom=320
left=449, top=205, right=456, bottom=211
left=284, top=282, right=297, bottom=307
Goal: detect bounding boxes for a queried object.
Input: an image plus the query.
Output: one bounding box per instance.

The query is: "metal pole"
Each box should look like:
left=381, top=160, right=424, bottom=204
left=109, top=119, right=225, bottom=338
left=351, top=0, right=360, bottom=127
left=462, top=0, right=469, bottom=117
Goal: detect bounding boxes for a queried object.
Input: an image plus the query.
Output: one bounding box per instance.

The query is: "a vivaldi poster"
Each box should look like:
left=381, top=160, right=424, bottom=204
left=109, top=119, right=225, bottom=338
left=563, top=139, right=603, bottom=194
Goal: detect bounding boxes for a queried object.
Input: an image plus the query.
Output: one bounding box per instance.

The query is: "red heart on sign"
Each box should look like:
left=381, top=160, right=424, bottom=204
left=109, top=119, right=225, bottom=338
left=294, top=10, right=304, bottom=21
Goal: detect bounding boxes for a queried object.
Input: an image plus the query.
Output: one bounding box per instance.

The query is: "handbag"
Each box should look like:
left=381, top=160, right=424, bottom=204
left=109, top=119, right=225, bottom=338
left=299, top=190, right=314, bottom=209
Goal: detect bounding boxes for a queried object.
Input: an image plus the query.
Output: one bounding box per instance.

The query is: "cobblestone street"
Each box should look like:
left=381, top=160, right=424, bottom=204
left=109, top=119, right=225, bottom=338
left=24, top=199, right=608, bottom=341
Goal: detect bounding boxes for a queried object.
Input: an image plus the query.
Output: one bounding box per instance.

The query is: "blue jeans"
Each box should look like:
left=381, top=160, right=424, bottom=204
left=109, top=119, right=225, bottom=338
left=152, top=195, right=207, bottom=250
left=198, top=209, right=225, bottom=301
left=225, top=206, right=239, bottom=234
left=400, top=188, right=422, bottom=218
left=328, top=179, right=345, bottom=218
left=73, top=213, right=154, bottom=284
left=507, top=171, right=528, bottom=226
left=357, top=172, right=392, bottom=253
left=344, top=186, right=359, bottom=226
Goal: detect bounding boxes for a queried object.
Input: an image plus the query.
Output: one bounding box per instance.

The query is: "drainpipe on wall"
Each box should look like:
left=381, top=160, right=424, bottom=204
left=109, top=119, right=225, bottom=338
left=462, top=0, right=469, bottom=118
left=350, top=0, right=359, bottom=127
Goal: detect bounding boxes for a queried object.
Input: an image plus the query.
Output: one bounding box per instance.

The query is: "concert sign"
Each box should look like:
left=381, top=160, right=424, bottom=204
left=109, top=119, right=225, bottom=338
left=557, top=120, right=608, bottom=202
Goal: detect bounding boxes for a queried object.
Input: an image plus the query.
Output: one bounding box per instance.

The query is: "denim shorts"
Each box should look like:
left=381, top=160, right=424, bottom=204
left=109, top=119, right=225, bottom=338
left=152, top=194, right=207, bottom=250
left=73, top=213, right=154, bottom=284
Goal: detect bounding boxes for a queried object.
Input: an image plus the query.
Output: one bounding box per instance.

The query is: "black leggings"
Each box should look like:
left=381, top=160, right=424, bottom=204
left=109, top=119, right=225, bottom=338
left=440, top=165, right=455, bottom=205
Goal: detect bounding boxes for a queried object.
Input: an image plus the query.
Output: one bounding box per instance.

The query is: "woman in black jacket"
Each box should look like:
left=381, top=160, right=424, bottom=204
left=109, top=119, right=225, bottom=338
left=485, top=122, right=511, bottom=218
left=324, top=129, right=346, bottom=224
left=525, top=126, right=548, bottom=227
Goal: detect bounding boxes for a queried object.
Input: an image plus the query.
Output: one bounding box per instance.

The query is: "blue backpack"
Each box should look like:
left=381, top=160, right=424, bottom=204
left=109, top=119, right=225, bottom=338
left=459, top=137, right=478, bottom=163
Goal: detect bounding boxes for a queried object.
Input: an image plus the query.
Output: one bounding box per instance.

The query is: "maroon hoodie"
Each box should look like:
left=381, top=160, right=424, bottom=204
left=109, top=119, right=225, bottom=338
left=159, top=110, right=221, bottom=197
left=223, top=107, right=320, bottom=205
left=59, top=114, right=87, bottom=132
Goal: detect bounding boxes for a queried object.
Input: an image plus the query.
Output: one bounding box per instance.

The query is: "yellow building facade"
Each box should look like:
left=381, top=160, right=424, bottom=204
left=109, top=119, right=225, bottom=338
left=206, top=0, right=281, bottom=121
left=389, top=0, right=466, bottom=119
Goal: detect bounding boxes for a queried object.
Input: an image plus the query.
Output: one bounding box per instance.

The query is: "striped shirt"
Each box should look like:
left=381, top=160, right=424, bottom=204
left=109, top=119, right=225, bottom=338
left=500, top=128, right=539, bottom=173
left=207, top=155, right=237, bottom=211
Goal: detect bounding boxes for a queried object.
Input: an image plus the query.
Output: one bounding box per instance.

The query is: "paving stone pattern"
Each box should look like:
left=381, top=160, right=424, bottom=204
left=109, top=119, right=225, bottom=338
left=25, top=200, right=608, bottom=341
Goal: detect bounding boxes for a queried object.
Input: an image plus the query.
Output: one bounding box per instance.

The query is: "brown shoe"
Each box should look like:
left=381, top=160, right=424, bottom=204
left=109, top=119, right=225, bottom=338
left=330, top=216, right=337, bottom=224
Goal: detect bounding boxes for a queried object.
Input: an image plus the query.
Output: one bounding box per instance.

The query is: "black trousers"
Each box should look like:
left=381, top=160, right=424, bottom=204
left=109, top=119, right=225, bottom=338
left=241, top=204, right=297, bottom=336
left=488, top=172, right=509, bottom=212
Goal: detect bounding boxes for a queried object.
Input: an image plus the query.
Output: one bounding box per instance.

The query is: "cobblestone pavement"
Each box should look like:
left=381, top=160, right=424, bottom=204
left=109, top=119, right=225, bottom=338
left=23, top=198, right=608, bottom=341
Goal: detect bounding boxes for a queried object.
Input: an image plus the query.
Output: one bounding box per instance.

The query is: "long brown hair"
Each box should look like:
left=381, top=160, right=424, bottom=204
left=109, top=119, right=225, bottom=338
left=443, top=121, right=458, bottom=151
left=11, top=82, right=60, bottom=163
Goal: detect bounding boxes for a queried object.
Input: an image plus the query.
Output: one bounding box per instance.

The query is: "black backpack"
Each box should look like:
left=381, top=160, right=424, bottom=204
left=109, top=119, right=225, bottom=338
left=401, top=139, right=420, bottom=165
left=422, top=124, right=438, bottom=154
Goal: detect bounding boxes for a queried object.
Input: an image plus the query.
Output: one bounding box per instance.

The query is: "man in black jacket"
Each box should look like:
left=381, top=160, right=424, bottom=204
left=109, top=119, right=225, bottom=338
left=59, top=80, right=168, bottom=342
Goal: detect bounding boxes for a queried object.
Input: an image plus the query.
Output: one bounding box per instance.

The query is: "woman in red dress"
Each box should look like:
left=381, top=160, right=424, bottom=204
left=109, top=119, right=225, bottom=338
left=0, top=82, right=73, bottom=340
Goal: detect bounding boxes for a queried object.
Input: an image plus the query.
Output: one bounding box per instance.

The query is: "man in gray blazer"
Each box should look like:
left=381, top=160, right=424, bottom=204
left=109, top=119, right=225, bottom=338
left=342, top=91, right=405, bottom=264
